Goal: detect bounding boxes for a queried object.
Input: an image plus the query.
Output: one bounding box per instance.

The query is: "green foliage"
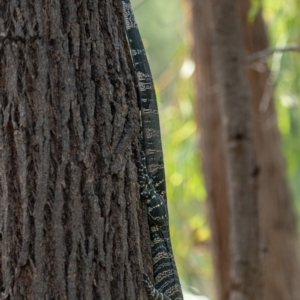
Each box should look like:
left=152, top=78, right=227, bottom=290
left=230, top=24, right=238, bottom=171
left=249, top=0, right=262, bottom=23
left=262, top=0, right=300, bottom=219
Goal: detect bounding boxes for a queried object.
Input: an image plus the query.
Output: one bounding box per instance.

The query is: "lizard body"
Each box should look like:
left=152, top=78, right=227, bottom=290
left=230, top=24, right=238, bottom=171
left=121, top=1, right=184, bottom=299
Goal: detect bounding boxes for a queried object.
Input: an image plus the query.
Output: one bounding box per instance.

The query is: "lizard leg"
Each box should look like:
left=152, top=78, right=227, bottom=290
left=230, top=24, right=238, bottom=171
left=141, top=273, right=172, bottom=300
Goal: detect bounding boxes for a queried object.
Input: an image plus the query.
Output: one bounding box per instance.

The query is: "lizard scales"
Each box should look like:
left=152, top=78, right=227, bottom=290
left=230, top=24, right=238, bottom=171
left=121, top=1, right=184, bottom=299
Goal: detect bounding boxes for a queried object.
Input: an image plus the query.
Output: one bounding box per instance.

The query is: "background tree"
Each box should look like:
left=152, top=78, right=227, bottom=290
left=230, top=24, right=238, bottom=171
left=190, top=0, right=300, bottom=299
left=0, top=1, right=151, bottom=299
left=190, top=0, right=230, bottom=298
left=239, top=2, right=300, bottom=299
left=209, top=0, right=261, bottom=299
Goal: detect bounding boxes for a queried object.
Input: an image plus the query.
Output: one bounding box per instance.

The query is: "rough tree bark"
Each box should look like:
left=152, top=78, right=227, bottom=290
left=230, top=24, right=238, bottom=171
left=209, top=0, right=261, bottom=299
left=0, top=1, right=150, bottom=299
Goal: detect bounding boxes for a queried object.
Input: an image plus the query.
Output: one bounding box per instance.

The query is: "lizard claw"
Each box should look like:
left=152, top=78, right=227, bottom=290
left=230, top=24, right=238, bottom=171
left=139, top=273, right=153, bottom=287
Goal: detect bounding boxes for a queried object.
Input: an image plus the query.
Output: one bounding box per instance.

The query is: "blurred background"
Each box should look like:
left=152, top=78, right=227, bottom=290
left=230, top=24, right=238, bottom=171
left=131, top=0, right=300, bottom=299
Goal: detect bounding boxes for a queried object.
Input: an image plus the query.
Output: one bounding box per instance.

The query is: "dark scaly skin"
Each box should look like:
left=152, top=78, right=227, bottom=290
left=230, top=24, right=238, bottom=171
left=121, top=1, right=184, bottom=299
left=141, top=273, right=171, bottom=300
left=137, top=154, right=183, bottom=300
left=121, top=0, right=166, bottom=199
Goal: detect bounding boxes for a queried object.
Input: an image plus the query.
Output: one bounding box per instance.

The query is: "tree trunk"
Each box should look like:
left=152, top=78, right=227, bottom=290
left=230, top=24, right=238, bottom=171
left=0, top=1, right=150, bottom=299
left=208, top=0, right=262, bottom=299
left=238, top=2, right=300, bottom=299
left=191, top=0, right=300, bottom=299
left=190, top=1, right=230, bottom=299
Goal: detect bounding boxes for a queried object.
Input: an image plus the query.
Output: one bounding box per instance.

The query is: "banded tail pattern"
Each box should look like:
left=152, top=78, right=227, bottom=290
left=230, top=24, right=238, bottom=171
left=121, top=0, right=166, bottom=199
left=121, top=1, right=184, bottom=299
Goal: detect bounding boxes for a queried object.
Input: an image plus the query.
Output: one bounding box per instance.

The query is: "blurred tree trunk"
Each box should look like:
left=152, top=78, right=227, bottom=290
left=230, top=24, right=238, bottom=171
left=239, top=2, right=300, bottom=299
left=0, top=1, right=150, bottom=299
left=191, top=0, right=300, bottom=299
left=209, top=0, right=261, bottom=299
left=190, top=1, right=230, bottom=299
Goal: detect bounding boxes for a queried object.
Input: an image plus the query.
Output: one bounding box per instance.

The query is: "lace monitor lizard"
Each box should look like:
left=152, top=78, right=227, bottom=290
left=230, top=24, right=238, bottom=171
left=121, top=1, right=184, bottom=299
